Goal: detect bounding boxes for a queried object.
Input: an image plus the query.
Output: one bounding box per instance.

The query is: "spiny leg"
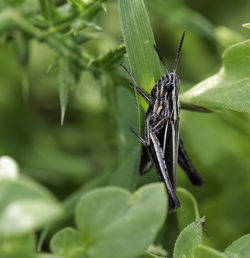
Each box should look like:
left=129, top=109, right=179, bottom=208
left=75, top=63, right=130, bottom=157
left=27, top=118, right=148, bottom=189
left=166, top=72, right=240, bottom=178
left=120, top=64, right=151, bottom=104
left=150, top=131, right=180, bottom=210
left=178, top=137, right=203, bottom=186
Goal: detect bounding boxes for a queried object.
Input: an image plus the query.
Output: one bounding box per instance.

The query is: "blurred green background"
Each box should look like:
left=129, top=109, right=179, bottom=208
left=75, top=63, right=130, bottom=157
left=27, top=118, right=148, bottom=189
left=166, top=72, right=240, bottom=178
left=0, top=0, right=250, bottom=252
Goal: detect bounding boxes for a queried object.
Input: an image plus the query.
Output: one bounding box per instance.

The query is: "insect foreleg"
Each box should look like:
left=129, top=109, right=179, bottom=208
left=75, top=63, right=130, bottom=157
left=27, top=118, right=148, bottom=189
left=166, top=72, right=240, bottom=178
left=120, top=64, right=151, bottom=104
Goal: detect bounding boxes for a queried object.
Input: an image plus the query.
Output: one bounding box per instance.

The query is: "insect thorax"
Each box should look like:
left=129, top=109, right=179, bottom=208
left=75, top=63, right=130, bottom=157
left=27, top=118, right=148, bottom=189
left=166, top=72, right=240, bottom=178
left=151, top=73, right=180, bottom=98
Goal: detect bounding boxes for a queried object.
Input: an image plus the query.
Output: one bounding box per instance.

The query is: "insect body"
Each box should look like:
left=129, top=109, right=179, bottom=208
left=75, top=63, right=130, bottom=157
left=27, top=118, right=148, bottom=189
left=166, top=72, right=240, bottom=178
left=121, top=32, right=203, bottom=210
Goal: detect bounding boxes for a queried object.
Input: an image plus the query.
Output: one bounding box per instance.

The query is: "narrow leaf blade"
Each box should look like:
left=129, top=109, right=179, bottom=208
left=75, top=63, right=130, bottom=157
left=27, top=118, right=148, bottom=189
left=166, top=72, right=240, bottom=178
left=118, top=0, right=163, bottom=110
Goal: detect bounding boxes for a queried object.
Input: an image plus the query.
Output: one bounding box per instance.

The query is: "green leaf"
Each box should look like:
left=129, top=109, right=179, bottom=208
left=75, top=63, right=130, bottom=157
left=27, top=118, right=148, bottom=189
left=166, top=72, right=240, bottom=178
left=141, top=245, right=168, bottom=258
left=141, top=252, right=163, bottom=258
left=214, top=26, right=245, bottom=50
left=75, top=183, right=167, bottom=258
left=108, top=86, right=139, bottom=189
left=50, top=227, right=81, bottom=256
left=181, top=40, right=250, bottom=113
left=91, top=44, right=126, bottom=68
left=118, top=0, right=162, bottom=111
left=176, top=188, right=200, bottom=231
left=224, top=234, right=250, bottom=258
left=58, top=57, right=76, bottom=125
left=38, top=0, right=56, bottom=25
left=173, top=220, right=203, bottom=258
left=70, top=250, right=89, bottom=258
left=194, top=245, right=227, bottom=258
left=0, top=177, right=63, bottom=236
left=242, top=23, right=250, bottom=29
left=36, top=254, right=64, bottom=258
left=0, top=233, right=35, bottom=257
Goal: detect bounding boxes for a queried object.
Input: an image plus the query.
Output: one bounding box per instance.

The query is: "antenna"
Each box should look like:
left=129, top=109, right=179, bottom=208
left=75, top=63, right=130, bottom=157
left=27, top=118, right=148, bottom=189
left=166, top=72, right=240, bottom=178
left=154, top=44, right=170, bottom=74
left=173, top=31, right=185, bottom=74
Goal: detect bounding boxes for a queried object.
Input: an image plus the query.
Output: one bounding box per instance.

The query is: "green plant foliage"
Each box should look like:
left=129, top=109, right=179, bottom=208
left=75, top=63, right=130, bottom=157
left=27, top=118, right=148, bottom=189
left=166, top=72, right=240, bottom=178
left=141, top=252, right=162, bottom=258
left=194, top=245, right=227, bottom=258
left=118, top=0, right=163, bottom=111
left=73, top=184, right=167, bottom=258
left=176, top=188, right=200, bottom=231
left=181, top=40, right=250, bottom=113
left=50, top=227, right=81, bottom=257
left=0, top=177, right=62, bottom=236
left=242, top=23, right=250, bottom=29
left=49, top=184, right=167, bottom=258
left=58, top=57, right=76, bottom=125
left=224, top=234, right=250, bottom=258
left=173, top=220, right=203, bottom=258
left=0, top=233, right=36, bottom=257
left=0, top=0, right=250, bottom=256
left=36, top=254, right=63, bottom=258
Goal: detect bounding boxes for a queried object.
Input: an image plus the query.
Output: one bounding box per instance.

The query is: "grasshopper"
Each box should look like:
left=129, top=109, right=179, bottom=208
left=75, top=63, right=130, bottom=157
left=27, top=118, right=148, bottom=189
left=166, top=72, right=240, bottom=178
left=121, top=32, right=203, bottom=210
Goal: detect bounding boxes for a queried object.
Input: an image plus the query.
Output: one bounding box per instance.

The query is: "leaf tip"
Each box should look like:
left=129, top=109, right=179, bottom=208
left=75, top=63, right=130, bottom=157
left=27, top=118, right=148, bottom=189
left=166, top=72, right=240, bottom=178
left=242, top=23, right=250, bottom=29
left=60, top=107, right=66, bottom=126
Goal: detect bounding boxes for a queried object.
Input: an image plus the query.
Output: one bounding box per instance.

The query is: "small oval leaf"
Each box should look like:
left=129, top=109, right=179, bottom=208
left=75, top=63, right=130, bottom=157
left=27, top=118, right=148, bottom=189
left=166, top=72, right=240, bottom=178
left=75, top=183, right=167, bottom=258
left=224, top=234, right=250, bottom=258
left=0, top=177, right=62, bottom=236
left=173, top=220, right=203, bottom=258
left=50, top=227, right=81, bottom=256
left=176, top=187, right=200, bottom=231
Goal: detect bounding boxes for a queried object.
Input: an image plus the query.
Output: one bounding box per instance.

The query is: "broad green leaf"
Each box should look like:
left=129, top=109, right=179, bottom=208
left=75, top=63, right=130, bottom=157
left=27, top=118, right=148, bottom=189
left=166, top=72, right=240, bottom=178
left=50, top=227, right=81, bottom=256
left=75, top=183, right=167, bottom=258
left=181, top=40, right=250, bottom=113
left=58, top=57, right=75, bottom=125
left=176, top=188, right=200, bottom=231
left=194, top=245, right=227, bottom=258
left=0, top=177, right=62, bottom=236
left=224, top=234, right=250, bottom=258
left=242, top=23, right=250, bottom=29
left=173, top=220, right=203, bottom=258
left=118, top=0, right=162, bottom=111
left=215, top=26, right=245, bottom=50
